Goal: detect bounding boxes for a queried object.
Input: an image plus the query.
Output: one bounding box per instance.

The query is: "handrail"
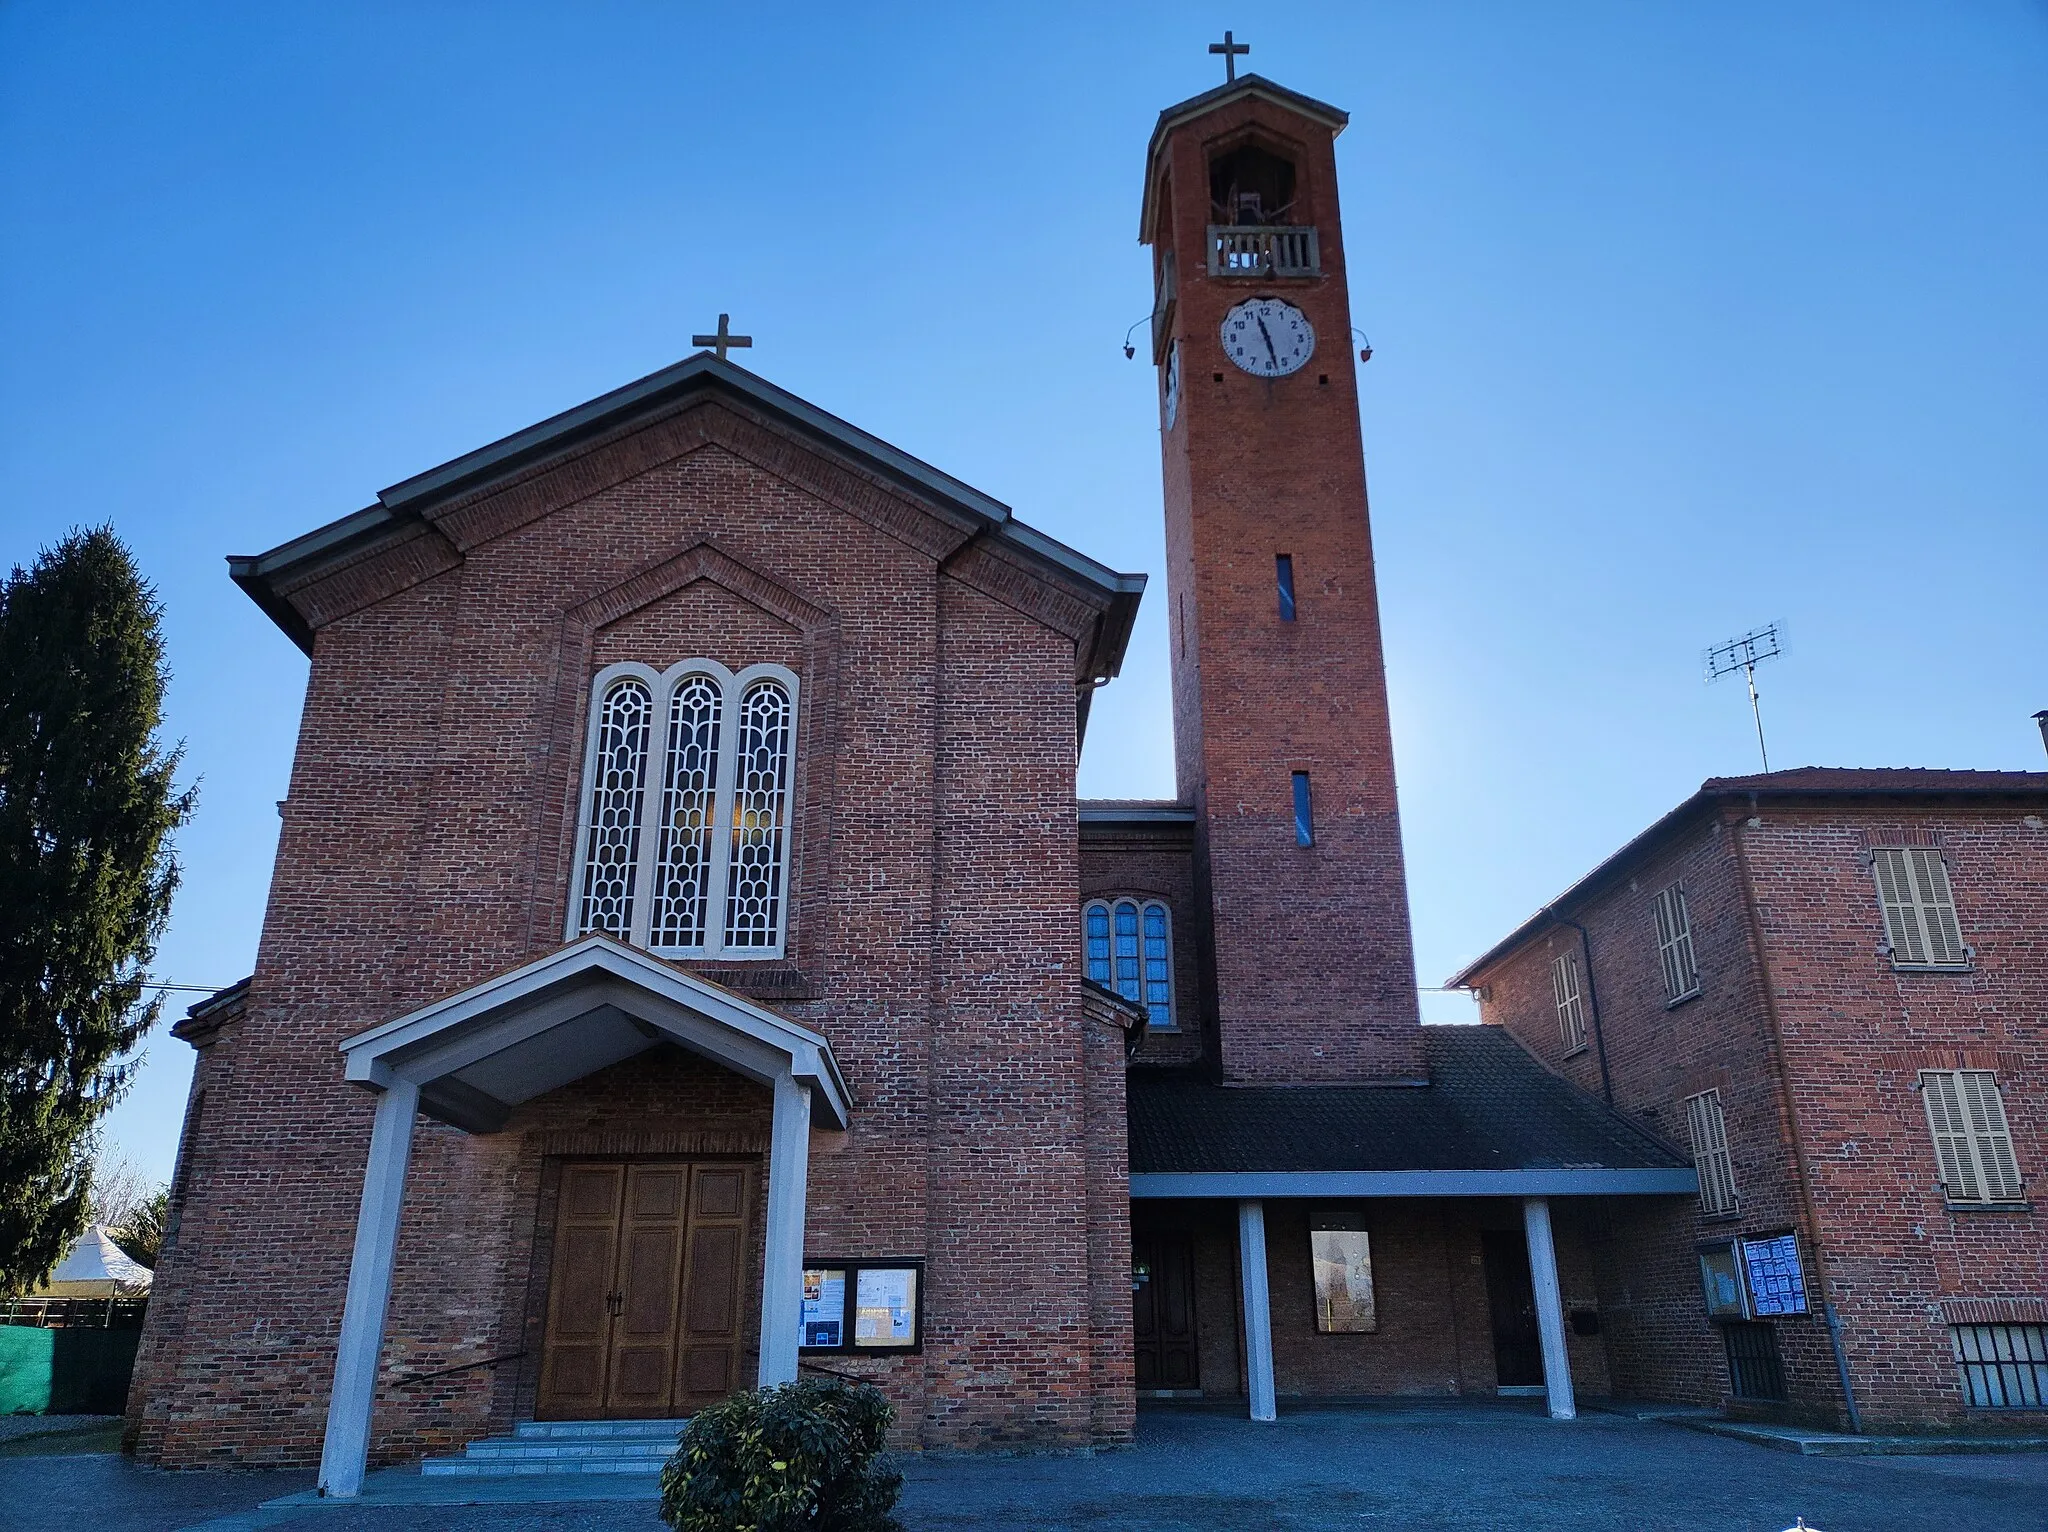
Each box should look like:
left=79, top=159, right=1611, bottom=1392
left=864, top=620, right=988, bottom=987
left=390, top=1350, right=529, bottom=1389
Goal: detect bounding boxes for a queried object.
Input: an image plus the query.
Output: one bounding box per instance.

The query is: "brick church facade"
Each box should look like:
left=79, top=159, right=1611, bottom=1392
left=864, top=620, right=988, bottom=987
left=130, top=70, right=2035, bottom=1491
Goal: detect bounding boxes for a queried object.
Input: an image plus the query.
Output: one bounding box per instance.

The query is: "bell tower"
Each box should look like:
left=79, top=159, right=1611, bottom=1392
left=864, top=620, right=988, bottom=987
left=1142, top=72, right=1424, bottom=1082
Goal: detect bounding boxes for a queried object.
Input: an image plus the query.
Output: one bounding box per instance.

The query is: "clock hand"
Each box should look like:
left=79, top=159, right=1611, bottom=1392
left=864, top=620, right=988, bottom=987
left=1256, top=315, right=1279, bottom=368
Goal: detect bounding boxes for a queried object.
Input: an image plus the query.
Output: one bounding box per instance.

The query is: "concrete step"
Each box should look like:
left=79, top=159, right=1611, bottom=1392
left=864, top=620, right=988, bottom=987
left=513, top=1419, right=688, bottom=1440
left=418, top=1419, right=687, bottom=1477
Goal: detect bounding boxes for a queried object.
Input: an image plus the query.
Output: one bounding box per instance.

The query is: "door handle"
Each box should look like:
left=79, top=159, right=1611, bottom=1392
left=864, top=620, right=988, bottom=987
left=605, top=1290, right=623, bottom=1318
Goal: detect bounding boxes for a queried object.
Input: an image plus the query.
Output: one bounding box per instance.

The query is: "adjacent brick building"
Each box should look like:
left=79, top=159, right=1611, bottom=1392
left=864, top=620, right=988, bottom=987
left=1452, top=769, right=2048, bottom=1432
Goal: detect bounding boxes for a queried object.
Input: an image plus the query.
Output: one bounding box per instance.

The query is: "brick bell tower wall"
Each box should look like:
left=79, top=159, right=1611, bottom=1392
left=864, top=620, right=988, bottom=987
left=1146, top=86, right=1424, bottom=1082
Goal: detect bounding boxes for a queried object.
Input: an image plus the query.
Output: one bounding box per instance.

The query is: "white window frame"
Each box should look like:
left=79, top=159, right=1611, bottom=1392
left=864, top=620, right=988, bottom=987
left=1083, top=895, right=1177, bottom=1032
left=1920, top=1070, right=2025, bottom=1206
left=1651, top=883, right=1701, bottom=1003
left=566, top=659, right=799, bottom=960
left=1552, top=951, right=1588, bottom=1054
left=1684, top=1089, right=1740, bottom=1216
left=1870, top=846, right=1971, bottom=970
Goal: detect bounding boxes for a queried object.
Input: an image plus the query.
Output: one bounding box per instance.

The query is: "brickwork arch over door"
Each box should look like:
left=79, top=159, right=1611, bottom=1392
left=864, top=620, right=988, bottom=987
left=536, top=1159, right=755, bottom=1419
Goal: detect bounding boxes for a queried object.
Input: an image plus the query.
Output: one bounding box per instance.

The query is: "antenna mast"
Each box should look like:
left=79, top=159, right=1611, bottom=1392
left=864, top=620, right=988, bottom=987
left=1705, top=624, right=1783, bottom=772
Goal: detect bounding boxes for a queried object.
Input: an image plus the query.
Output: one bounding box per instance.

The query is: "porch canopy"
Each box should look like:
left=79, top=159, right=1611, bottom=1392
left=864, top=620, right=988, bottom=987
left=317, top=935, right=850, bottom=1498
left=1128, top=1026, right=1695, bottom=1424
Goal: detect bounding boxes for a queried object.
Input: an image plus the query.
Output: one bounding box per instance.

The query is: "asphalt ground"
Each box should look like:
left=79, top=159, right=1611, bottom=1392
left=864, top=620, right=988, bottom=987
left=2, top=1403, right=2044, bottom=1532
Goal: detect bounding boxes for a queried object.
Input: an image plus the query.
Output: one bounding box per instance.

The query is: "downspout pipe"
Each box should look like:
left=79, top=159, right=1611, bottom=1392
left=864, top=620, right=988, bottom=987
left=1546, top=907, right=1614, bottom=1107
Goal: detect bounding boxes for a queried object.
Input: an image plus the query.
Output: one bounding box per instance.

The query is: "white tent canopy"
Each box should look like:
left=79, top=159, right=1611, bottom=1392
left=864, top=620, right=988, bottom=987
left=40, top=1223, right=153, bottom=1295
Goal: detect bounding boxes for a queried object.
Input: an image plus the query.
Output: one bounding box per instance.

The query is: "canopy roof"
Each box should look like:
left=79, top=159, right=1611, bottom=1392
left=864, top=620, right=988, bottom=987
left=45, top=1224, right=153, bottom=1291
left=340, top=935, right=851, bottom=1132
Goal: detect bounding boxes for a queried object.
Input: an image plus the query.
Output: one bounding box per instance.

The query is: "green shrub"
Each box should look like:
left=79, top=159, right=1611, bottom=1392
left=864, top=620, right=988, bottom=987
left=658, top=1377, right=903, bottom=1532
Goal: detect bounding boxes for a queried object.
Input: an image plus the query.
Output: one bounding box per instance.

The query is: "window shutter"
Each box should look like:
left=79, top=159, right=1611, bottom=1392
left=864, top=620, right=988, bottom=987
left=1922, top=1071, right=1984, bottom=1202
left=1959, top=1072, right=2024, bottom=1203
left=1653, top=885, right=1699, bottom=1000
left=1873, top=849, right=1927, bottom=964
left=1552, top=953, right=1585, bottom=1050
left=1905, top=849, right=1967, bottom=966
left=1685, top=1090, right=1739, bottom=1215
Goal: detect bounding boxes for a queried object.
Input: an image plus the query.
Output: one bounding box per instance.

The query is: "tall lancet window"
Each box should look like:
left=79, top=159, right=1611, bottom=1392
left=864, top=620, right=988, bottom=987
left=570, top=660, right=798, bottom=959
left=724, top=678, right=794, bottom=949
left=577, top=677, right=654, bottom=938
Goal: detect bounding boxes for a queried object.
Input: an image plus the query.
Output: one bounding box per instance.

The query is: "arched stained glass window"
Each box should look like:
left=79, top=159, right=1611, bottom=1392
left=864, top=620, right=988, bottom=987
left=570, top=662, right=798, bottom=959
left=576, top=678, right=654, bottom=938
left=648, top=673, right=723, bottom=949
left=724, top=679, right=793, bottom=949
left=1081, top=896, right=1175, bottom=1032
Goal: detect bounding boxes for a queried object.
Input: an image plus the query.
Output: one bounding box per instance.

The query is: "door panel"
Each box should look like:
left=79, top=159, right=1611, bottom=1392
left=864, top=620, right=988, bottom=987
left=1481, top=1230, right=1544, bottom=1388
left=676, top=1165, right=749, bottom=1409
left=536, top=1165, right=624, bottom=1418
left=1132, top=1233, right=1199, bottom=1392
left=607, top=1166, right=688, bottom=1417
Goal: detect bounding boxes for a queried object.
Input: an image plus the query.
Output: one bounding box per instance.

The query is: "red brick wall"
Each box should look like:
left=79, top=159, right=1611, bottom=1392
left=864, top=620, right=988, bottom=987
left=1149, top=91, right=1423, bottom=1084
left=128, top=408, right=1132, bottom=1463
left=1474, top=794, right=2048, bottom=1430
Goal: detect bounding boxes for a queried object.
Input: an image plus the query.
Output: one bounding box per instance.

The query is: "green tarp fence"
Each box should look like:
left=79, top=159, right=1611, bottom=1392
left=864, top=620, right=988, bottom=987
left=0, top=1324, right=141, bottom=1415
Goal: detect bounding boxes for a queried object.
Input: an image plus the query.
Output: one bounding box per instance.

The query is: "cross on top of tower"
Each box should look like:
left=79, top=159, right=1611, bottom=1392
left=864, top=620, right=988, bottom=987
left=691, top=314, right=752, bottom=362
left=1208, top=30, right=1249, bottom=83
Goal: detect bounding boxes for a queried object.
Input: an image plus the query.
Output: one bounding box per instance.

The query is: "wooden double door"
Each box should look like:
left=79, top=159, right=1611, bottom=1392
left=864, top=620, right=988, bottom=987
left=536, top=1160, right=754, bottom=1419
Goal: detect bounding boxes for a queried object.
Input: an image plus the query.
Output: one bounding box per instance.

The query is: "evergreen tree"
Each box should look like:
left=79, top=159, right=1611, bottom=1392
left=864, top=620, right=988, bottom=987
left=0, top=528, right=192, bottom=1294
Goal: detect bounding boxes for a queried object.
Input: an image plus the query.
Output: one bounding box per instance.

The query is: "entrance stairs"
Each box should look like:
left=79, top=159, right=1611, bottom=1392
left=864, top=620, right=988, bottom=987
left=420, top=1418, right=685, bottom=1478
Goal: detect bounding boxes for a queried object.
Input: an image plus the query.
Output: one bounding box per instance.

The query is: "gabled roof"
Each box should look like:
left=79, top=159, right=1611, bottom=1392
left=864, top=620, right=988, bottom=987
left=1129, top=1026, right=1690, bottom=1189
left=1140, top=74, right=1349, bottom=243
left=1446, top=766, right=2048, bottom=989
left=228, top=354, right=1144, bottom=686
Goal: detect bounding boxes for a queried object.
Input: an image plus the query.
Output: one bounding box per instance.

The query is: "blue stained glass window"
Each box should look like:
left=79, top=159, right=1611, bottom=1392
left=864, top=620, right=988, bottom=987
left=1293, top=771, right=1314, bottom=847
left=1084, top=904, right=1111, bottom=986
left=1082, top=897, right=1176, bottom=1030
left=1276, top=554, right=1297, bottom=622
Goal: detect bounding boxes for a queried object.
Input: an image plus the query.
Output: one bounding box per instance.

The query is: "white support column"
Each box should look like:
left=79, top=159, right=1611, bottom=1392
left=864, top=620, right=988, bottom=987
left=759, top=1073, right=812, bottom=1388
left=1237, top=1199, right=1277, bottom=1422
left=318, top=1078, right=420, bottom=1499
left=1522, top=1196, right=1576, bottom=1421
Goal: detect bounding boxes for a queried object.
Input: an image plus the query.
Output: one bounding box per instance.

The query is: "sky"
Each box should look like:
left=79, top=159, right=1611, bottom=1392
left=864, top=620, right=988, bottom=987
left=4, top=3, right=2044, bottom=1187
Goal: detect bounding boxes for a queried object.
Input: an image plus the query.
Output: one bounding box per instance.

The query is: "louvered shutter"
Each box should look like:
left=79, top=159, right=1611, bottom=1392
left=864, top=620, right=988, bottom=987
left=1959, top=1072, right=2024, bottom=1203
left=1652, top=890, right=1680, bottom=998
left=1905, top=849, right=1968, bottom=966
left=1552, top=954, right=1585, bottom=1050
left=1873, top=849, right=1927, bottom=964
left=1685, top=1090, right=1739, bottom=1215
left=1922, top=1071, right=1983, bottom=1202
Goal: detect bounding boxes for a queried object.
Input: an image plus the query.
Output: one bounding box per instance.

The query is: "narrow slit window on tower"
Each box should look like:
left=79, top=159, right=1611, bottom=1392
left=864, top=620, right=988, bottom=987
left=1292, top=771, right=1314, bottom=847
left=1276, top=555, right=1296, bottom=622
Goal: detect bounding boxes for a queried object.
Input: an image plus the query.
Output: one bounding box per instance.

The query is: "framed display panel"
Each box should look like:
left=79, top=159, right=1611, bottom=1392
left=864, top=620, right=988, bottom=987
left=1739, top=1232, right=1809, bottom=1317
left=799, top=1259, right=924, bottom=1354
left=1308, top=1209, right=1376, bottom=1334
left=1697, top=1241, right=1748, bottom=1320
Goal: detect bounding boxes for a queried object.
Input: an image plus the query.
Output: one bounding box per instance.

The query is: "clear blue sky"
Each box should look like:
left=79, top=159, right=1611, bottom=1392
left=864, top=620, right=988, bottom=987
left=5, top=4, right=2044, bottom=1186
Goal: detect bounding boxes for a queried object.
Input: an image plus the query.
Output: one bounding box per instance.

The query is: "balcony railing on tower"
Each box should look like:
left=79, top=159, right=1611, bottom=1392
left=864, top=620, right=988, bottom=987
left=1208, top=225, right=1320, bottom=277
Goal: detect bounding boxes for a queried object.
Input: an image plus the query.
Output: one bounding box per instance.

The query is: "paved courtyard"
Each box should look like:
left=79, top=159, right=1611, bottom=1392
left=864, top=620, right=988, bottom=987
left=3, top=1404, right=2045, bottom=1532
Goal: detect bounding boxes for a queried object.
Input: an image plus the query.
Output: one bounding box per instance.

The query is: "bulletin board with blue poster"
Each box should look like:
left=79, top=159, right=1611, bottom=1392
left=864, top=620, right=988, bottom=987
left=1740, top=1232, right=1809, bottom=1316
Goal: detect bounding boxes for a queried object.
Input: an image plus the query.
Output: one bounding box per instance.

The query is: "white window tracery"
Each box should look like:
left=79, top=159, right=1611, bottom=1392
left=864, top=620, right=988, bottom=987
left=570, top=660, right=798, bottom=959
left=1083, top=896, right=1175, bottom=1031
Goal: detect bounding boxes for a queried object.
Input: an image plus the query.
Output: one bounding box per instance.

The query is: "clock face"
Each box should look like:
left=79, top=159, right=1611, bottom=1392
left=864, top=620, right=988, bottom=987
left=1163, top=341, right=1181, bottom=430
left=1221, top=298, right=1315, bottom=377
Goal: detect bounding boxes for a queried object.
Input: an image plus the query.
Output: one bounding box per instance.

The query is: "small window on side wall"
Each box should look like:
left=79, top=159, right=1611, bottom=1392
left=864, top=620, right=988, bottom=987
left=1871, top=847, right=1969, bottom=969
left=1275, top=554, right=1297, bottom=622
left=1920, top=1070, right=2024, bottom=1205
left=1651, top=883, right=1700, bottom=1001
left=1083, top=897, right=1176, bottom=1032
left=1551, top=951, right=1588, bottom=1053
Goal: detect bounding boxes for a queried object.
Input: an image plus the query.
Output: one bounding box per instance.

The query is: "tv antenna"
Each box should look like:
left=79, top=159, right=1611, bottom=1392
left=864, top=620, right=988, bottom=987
left=1705, top=623, right=1783, bottom=772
